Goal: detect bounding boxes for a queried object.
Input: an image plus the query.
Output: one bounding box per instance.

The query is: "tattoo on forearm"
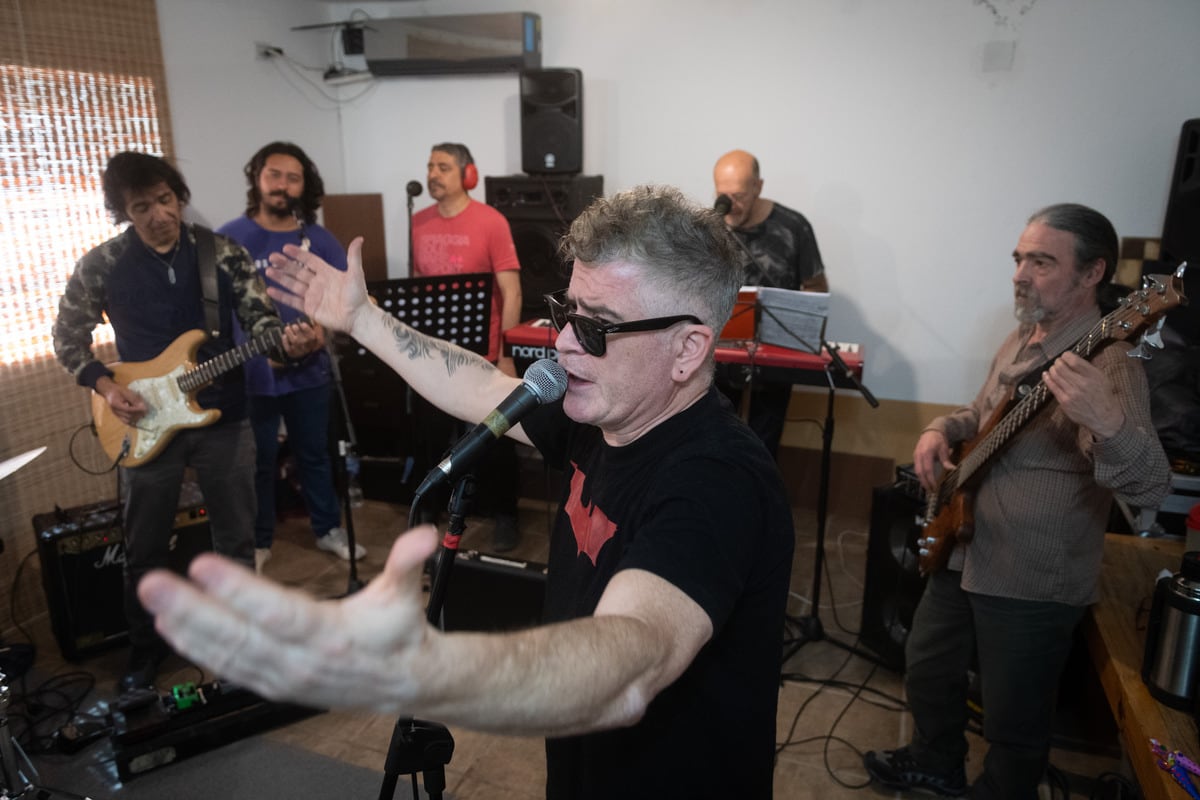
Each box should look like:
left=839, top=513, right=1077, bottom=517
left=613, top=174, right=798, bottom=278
left=383, top=316, right=487, bottom=377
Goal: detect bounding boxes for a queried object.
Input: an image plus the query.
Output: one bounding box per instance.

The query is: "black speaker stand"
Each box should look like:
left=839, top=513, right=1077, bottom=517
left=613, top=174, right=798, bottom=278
left=783, top=342, right=886, bottom=668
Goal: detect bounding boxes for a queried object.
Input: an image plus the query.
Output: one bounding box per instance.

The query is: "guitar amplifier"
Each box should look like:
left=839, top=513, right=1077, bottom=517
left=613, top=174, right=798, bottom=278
left=34, top=494, right=213, bottom=661
left=440, top=550, right=547, bottom=633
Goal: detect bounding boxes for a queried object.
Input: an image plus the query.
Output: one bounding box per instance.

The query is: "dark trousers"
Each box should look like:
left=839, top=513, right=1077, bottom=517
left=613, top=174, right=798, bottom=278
left=411, top=390, right=520, bottom=520
left=249, top=383, right=342, bottom=548
left=904, top=569, right=1086, bottom=800
left=120, top=421, right=256, bottom=652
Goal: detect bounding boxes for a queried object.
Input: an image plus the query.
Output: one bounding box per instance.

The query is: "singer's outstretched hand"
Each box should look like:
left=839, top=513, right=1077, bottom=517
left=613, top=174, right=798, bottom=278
left=139, top=522, right=711, bottom=736
left=266, top=237, right=373, bottom=338
left=138, top=525, right=440, bottom=712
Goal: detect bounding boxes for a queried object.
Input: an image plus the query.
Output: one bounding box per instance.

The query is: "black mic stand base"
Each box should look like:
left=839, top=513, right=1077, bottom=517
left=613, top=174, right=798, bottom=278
left=377, top=717, right=454, bottom=800
left=781, top=347, right=888, bottom=672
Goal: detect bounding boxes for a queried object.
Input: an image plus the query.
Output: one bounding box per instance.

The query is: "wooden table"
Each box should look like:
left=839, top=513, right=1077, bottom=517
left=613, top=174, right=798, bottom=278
left=1084, top=533, right=1198, bottom=799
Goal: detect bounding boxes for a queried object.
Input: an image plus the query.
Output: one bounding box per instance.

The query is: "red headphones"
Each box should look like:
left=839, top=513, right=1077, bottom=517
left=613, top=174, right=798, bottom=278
left=461, top=162, right=478, bottom=191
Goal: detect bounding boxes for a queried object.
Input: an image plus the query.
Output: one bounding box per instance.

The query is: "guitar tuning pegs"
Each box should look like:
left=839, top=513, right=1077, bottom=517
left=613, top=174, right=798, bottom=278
left=1130, top=319, right=1167, bottom=360
left=918, top=547, right=929, bottom=556
left=1141, top=274, right=1165, bottom=293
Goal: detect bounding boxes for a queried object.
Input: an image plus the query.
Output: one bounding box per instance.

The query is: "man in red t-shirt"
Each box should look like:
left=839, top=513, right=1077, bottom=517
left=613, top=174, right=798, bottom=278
left=412, top=143, right=524, bottom=549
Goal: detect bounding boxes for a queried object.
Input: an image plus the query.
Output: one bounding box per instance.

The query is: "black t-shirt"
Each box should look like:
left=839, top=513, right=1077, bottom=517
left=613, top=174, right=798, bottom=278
left=733, top=202, right=825, bottom=290
left=522, top=386, right=795, bottom=799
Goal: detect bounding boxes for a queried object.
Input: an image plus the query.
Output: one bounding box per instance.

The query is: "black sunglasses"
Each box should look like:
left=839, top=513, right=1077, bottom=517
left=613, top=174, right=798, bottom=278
left=543, top=290, right=702, bottom=357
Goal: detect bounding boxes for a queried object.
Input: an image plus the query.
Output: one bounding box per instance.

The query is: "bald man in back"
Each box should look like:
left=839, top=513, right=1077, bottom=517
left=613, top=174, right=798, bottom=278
left=711, top=149, right=828, bottom=457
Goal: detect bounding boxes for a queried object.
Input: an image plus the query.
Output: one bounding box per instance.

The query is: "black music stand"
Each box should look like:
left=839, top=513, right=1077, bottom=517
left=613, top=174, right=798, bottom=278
left=365, top=274, right=494, bottom=359
left=752, top=299, right=884, bottom=666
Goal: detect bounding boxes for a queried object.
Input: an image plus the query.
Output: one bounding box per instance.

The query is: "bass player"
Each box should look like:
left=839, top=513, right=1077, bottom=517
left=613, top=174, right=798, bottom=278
left=863, top=203, right=1171, bottom=798
left=52, top=151, right=315, bottom=696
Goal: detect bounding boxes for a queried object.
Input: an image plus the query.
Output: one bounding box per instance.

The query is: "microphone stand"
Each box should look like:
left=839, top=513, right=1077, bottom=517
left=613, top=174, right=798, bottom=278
left=406, top=184, right=420, bottom=275
left=326, top=337, right=365, bottom=596
left=376, top=478, right=472, bottom=800
left=784, top=337, right=885, bottom=667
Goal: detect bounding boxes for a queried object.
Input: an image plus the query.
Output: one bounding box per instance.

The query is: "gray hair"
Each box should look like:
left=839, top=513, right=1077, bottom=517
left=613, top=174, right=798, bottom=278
left=1028, top=203, right=1119, bottom=293
left=560, top=184, right=744, bottom=330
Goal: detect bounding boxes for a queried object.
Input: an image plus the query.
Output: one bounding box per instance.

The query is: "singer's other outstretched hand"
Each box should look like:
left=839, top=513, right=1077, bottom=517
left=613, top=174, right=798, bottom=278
left=266, top=237, right=373, bottom=339
left=138, top=525, right=439, bottom=713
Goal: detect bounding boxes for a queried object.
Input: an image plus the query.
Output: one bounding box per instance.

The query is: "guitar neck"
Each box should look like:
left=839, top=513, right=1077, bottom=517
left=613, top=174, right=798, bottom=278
left=940, top=307, right=1131, bottom=501
left=177, top=326, right=286, bottom=393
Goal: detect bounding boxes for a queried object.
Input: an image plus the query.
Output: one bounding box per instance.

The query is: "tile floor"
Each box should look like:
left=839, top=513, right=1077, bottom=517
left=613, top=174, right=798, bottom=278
left=12, top=490, right=1132, bottom=798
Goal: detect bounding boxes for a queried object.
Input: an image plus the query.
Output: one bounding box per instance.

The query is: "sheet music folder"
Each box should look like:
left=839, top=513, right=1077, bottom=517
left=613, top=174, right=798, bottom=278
left=756, top=287, right=829, bottom=354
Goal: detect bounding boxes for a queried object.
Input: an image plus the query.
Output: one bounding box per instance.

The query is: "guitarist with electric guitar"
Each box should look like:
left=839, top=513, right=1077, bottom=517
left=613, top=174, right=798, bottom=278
left=863, top=204, right=1178, bottom=799
left=52, top=152, right=317, bottom=697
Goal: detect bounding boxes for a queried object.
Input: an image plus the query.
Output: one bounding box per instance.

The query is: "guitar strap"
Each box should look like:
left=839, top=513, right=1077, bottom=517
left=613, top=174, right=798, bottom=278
left=194, top=225, right=221, bottom=338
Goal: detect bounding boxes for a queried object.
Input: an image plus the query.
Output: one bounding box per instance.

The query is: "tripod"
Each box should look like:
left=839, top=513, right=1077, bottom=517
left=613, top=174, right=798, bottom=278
left=376, top=477, right=474, bottom=800
left=327, top=339, right=365, bottom=596
left=783, top=340, right=883, bottom=665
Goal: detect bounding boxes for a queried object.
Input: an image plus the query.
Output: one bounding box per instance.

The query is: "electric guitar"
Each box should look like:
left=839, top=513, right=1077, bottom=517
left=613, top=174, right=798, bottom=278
left=916, top=270, right=1188, bottom=575
left=92, top=323, right=304, bottom=467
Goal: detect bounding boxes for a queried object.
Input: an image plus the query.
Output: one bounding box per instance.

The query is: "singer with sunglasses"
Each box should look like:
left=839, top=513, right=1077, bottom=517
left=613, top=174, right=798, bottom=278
left=138, top=185, right=795, bottom=800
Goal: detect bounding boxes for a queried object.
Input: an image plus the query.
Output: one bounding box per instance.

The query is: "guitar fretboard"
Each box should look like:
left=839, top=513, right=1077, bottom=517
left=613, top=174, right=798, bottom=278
left=177, top=326, right=286, bottom=393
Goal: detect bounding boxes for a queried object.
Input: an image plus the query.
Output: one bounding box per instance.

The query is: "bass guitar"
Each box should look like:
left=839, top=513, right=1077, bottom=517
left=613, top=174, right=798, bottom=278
left=92, top=324, right=301, bottom=467
left=916, top=269, right=1188, bottom=575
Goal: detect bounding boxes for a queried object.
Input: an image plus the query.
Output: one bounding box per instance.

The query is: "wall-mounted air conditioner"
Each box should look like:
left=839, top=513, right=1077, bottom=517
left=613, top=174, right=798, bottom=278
left=364, top=12, right=541, bottom=76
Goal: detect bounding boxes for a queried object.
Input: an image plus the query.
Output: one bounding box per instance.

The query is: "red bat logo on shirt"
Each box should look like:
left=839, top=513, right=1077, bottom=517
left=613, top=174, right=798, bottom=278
left=564, top=462, right=616, bottom=565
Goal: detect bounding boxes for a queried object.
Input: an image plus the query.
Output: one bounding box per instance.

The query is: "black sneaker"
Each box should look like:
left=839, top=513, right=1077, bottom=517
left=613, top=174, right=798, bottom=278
left=117, top=645, right=167, bottom=695
left=863, top=746, right=968, bottom=797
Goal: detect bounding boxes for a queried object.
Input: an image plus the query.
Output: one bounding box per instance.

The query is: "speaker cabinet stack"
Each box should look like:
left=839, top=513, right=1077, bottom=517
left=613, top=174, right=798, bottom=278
left=1160, top=118, right=1200, bottom=344
left=520, top=68, right=583, bottom=175
left=34, top=496, right=212, bottom=661
left=486, top=174, right=604, bottom=322
left=859, top=471, right=929, bottom=672
left=1163, top=118, right=1200, bottom=268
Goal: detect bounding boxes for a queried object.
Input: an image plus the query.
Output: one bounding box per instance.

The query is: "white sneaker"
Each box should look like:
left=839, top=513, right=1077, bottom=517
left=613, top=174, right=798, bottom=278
left=254, top=548, right=272, bottom=574
left=315, top=527, right=366, bottom=561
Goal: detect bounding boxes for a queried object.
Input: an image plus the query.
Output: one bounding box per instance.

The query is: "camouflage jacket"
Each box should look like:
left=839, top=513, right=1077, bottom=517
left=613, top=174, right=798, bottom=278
left=53, top=223, right=284, bottom=414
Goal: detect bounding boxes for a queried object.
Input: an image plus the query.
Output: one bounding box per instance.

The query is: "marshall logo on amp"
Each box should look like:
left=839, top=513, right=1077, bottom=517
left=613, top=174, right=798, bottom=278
left=33, top=496, right=213, bottom=661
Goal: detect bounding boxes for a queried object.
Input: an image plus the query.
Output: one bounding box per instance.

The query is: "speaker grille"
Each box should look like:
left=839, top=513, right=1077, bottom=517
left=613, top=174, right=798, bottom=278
left=520, top=67, right=583, bottom=174
left=859, top=480, right=928, bottom=672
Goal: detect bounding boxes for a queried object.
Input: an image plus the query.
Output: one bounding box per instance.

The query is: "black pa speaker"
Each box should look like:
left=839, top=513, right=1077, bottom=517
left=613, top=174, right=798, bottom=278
left=1162, top=118, right=1200, bottom=268
left=859, top=473, right=929, bottom=672
left=486, top=174, right=604, bottom=322
left=34, top=497, right=212, bottom=661
left=520, top=68, right=584, bottom=175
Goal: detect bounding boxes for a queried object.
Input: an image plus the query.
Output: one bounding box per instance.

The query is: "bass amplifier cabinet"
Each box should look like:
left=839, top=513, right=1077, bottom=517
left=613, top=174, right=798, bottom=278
left=439, top=550, right=547, bottom=633
left=34, top=497, right=213, bottom=661
left=859, top=468, right=929, bottom=672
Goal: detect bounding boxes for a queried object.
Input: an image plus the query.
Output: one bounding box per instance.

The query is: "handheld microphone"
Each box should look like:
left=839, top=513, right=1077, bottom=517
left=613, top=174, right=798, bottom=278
left=713, top=194, right=732, bottom=216
left=414, top=359, right=568, bottom=498
left=406, top=181, right=424, bottom=197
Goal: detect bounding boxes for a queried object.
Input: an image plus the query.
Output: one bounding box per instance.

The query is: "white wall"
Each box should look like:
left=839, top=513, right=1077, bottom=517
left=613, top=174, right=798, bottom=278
left=157, top=0, right=1200, bottom=405
left=155, top=0, right=345, bottom=227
